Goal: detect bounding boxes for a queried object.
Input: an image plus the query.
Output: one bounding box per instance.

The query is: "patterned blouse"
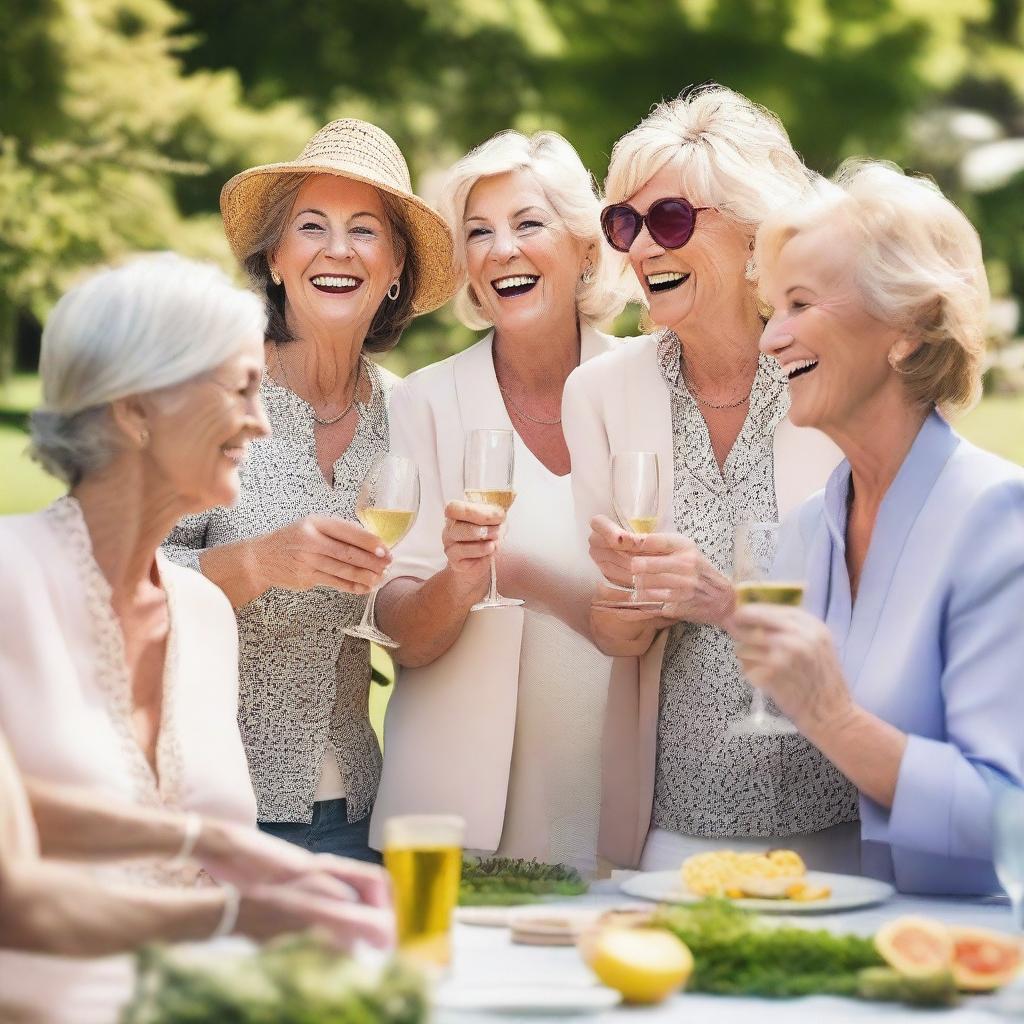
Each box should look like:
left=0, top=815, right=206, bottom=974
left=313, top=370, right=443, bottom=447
left=653, top=331, right=858, bottom=838
left=163, top=355, right=392, bottom=824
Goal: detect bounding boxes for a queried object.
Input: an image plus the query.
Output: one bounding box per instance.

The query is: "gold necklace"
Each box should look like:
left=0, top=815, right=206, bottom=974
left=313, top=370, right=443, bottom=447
left=276, top=345, right=362, bottom=426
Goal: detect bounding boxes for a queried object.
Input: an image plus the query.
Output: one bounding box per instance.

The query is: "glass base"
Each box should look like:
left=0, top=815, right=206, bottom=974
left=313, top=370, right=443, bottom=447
left=727, top=712, right=798, bottom=738
left=343, top=623, right=399, bottom=649
left=471, top=596, right=524, bottom=612
left=592, top=599, right=664, bottom=612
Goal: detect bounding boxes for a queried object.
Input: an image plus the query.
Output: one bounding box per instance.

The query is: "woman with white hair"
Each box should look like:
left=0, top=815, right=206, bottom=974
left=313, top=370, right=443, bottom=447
left=372, top=130, right=630, bottom=873
left=728, top=160, right=1024, bottom=895
left=563, top=84, right=855, bottom=870
left=0, top=253, right=392, bottom=1023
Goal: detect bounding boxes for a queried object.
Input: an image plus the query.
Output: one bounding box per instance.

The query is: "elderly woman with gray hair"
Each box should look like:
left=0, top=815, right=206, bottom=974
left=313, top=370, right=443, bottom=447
left=563, top=84, right=855, bottom=870
left=372, top=130, right=630, bottom=874
left=162, top=119, right=458, bottom=864
left=729, top=160, right=1024, bottom=895
left=0, top=253, right=392, bottom=1024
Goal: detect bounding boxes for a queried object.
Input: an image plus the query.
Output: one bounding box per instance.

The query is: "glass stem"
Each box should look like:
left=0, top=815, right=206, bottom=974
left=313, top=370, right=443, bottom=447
left=749, top=689, right=768, bottom=721
left=488, top=554, right=499, bottom=604
left=360, top=582, right=380, bottom=631
left=631, top=573, right=640, bottom=603
left=1013, top=896, right=1024, bottom=933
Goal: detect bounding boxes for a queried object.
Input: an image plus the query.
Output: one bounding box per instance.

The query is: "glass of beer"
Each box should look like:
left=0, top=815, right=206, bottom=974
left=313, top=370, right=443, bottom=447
left=729, top=519, right=804, bottom=737
left=383, top=814, right=464, bottom=968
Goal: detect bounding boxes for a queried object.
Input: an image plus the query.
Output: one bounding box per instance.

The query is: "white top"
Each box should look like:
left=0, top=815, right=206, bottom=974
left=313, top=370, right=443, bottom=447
left=373, top=326, right=618, bottom=874
left=0, top=496, right=257, bottom=1024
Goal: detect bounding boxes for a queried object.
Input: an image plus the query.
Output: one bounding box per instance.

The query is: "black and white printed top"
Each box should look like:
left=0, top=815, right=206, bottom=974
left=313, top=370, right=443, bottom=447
left=652, top=331, right=859, bottom=838
left=163, top=355, right=393, bottom=825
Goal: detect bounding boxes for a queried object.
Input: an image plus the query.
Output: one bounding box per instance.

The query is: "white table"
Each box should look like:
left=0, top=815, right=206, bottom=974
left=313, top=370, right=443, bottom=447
left=435, top=879, right=1020, bottom=1023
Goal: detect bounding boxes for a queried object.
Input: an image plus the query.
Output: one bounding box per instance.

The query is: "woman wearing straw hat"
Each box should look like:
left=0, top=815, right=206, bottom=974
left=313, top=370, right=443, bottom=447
left=371, top=131, right=632, bottom=875
left=164, top=119, right=458, bottom=862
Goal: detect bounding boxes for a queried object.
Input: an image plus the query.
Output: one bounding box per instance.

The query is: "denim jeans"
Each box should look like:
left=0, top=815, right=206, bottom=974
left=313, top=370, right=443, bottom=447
left=259, top=799, right=382, bottom=863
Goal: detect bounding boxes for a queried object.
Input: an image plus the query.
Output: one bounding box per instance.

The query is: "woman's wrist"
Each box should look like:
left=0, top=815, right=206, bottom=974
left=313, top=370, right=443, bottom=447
left=440, top=563, right=490, bottom=607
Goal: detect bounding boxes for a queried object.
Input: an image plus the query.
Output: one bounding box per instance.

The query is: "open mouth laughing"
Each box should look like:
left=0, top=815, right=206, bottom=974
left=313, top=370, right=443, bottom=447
left=645, top=271, right=690, bottom=293
left=785, top=359, right=819, bottom=381
left=492, top=274, right=539, bottom=297
left=310, top=274, right=362, bottom=294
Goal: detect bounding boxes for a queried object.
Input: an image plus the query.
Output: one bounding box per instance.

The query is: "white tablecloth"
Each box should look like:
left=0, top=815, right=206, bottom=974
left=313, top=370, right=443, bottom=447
left=435, top=877, right=1020, bottom=1023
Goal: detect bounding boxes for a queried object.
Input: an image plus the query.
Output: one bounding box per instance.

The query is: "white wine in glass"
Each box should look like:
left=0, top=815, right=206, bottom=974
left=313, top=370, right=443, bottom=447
left=593, top=451, right=664, bottom=611
left=464, top=429, right=523, bottom=612
left=344, top=454, right=420, bottom=649
left=728, top=520, right=802, bottom=737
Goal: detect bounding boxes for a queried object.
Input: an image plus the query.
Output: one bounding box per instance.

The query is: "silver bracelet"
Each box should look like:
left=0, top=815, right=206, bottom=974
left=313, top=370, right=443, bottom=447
left=169, top=812, right=203, bottom=867
left=212, top=883, right=241, bottom=940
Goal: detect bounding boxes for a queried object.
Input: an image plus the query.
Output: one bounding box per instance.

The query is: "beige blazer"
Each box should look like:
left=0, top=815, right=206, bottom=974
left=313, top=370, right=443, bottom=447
left=562, top=334, right=841, bottom=867
left=369, top=324, right=619, bottom=859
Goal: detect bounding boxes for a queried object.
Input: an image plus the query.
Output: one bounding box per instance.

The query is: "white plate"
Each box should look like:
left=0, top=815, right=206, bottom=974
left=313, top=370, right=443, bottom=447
left=435, top=984, right=620, bottom=1015
left=619, top=869, right=894, bottom=913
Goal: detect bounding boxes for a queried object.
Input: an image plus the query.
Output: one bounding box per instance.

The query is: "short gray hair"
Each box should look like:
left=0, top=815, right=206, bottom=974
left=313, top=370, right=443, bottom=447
left=755, top=159, right=989, bottom=414
left=438, top=130, right=630, bottom=329
left=606, top=85, right=813, bottom=225
left=30, top=252, right=267, bottom=485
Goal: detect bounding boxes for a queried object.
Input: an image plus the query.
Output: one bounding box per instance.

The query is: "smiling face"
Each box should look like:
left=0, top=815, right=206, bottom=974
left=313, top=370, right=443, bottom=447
left=462, top=168, right=587, bottom=336
left=138, top=332, right=270, bottom=513
left=271, top=174, right=404, bottom=339
left=622, top=159, right=753, bottom=334
left=758, top=220, right=907, bottom=432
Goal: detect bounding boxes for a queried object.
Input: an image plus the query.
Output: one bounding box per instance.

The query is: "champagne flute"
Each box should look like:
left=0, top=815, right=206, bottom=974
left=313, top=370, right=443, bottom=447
left=728, top=520, right=803, bottom=737
left=464, top=428, right=523, bottom=611
left=343, top=454, right=419, bottom=649
left=593, top=451, right=664, bottom=611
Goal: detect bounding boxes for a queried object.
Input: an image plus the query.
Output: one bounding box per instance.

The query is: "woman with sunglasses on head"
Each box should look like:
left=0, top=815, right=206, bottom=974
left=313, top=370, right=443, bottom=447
left=372, top=131, right=632, bottom=875
left=563, top=84, right=853, bottom=871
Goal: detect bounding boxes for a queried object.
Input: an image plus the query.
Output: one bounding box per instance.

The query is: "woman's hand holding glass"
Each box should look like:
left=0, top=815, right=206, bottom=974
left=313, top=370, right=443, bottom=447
left=726, top=603, right=855, bottom=735
left=441, top=499, right=505, bottom=590
left=588, top=514, right=733, bottom=626
left=248, top=516, right=391, bottom=596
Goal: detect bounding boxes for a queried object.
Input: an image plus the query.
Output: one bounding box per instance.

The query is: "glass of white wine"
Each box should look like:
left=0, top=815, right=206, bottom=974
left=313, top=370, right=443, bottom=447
left=464, top=428, right=523, bottom=612
left=593, top=451, right=664, bottom=611
left=343, top=454, right=419, bottom=649
left=728, top=519, right=803, bottom=737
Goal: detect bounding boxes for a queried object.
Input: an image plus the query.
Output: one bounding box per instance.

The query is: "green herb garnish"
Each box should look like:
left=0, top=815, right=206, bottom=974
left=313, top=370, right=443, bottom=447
left=459, top=856, right=588, bottom=905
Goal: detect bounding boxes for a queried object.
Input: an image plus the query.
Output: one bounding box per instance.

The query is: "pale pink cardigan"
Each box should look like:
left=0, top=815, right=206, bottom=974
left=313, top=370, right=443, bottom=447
left=562, top=335, right=841, bottom=867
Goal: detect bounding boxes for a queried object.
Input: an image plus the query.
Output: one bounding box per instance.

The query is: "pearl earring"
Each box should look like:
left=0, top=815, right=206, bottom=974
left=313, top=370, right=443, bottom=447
left=580, top=264, right=595, bottom=285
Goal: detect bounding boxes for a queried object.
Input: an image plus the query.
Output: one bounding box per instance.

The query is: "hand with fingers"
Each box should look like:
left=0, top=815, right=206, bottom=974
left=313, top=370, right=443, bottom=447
left=196, top=819, right=391, bottom=908
left=441, top=499, right=505, bottom=589
left=725, top=603, right=854, bottom=733
left=588, top=514, right=734, bottom=626
left=250, top=515, right=391, bottom=596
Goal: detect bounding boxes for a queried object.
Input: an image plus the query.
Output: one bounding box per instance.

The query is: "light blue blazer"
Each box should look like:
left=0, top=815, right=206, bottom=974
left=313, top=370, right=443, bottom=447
left=783, top=411, right=1024, bottom=895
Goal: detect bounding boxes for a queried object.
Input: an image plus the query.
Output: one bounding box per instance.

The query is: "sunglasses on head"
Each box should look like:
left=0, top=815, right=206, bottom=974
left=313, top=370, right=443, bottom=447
left=600, top=197, right=709, bottom=253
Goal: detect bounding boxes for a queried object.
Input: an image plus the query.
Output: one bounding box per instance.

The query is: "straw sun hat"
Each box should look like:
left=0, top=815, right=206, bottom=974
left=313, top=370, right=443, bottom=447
left=220, top=119, right=458, bottom=314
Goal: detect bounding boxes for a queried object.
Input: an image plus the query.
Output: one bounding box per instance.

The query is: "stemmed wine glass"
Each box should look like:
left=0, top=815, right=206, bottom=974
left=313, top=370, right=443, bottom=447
left=343, top=454, right=420, bottom=649
left=728, top=520, right=804, bottom=737
left=464, top=428, right=523, bottom=612
left=593, top=451, right=663, bottom=611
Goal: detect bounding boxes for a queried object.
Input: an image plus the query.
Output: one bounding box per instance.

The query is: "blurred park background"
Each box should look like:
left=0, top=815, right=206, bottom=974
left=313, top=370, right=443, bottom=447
left=3, top=0, right=1024, bottom=521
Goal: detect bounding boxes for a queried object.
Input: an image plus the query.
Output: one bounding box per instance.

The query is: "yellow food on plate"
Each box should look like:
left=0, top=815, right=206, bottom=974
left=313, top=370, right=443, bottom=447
left=587, top=927, right=693, bottom=1004
left=681, top=849, right=830, bottom=901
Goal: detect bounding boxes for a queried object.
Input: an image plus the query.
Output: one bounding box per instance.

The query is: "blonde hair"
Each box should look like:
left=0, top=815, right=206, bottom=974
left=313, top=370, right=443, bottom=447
left=438, top=130, right=629, bottom=330
left=30, top=253, right=267, bottom=484
left=605, top=84, right=814, bottom=226
left=755, top=158, right=988, bottom=414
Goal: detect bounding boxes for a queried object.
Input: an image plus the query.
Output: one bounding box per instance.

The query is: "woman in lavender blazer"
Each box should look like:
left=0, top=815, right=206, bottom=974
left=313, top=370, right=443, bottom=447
left=730, top=158, right=1024, bottom=896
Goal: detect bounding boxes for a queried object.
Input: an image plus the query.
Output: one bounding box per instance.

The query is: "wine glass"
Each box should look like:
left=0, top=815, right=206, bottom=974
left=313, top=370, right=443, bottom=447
left=343, top=454, right=420, bottom=649
left=464, top=429, right=523, bottom=612
left=593, top=451, right=664, bottom=611
left=992, top=786, right=1024, bottom=1016
left=728, top=520, right=804, bottom=737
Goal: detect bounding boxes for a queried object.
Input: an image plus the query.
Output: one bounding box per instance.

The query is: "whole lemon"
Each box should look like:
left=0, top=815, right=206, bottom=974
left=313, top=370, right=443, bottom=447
left=588, top=927, right=693, bottom=1004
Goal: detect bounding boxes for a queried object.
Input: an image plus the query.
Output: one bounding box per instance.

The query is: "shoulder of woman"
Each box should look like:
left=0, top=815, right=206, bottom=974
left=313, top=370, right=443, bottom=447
left=945, top=440, right=1024, bottom=531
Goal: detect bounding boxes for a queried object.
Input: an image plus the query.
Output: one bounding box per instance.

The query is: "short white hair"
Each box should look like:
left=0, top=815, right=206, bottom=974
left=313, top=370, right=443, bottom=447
left=755, top=159, right=988, bottom=413
left=605, top=83, right=814, bottom=231
left=30, top=252, right=267, bottom=484
left=438, top=130, right=629, bottom=330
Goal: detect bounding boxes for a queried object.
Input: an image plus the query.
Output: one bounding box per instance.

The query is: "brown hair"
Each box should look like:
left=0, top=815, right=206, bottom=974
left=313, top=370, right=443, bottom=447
left=240, top=173, right=419, bottom=353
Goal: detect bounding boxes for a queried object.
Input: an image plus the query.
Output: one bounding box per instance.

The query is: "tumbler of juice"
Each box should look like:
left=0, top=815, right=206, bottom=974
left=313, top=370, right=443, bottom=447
left=383, top=815, right=464, bottom=967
